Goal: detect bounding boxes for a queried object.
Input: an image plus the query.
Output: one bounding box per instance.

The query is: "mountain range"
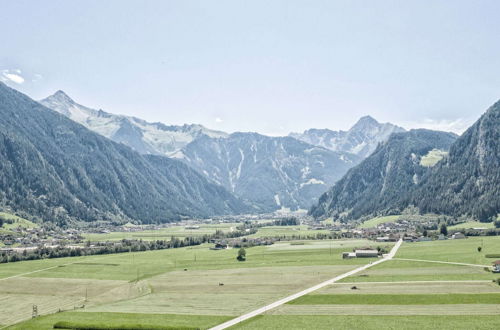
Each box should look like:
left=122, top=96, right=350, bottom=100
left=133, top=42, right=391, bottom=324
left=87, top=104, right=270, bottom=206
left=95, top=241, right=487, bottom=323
left=40, top=91, right=403, bottom=211
left=40, top=91, right=227, bottom=156
left=4, top=83, right=494, bottom=224
left=175, top=133, right=360, bottom=211
left=0, top=82, right=248, bottom=224
left=290, top=117, right=405, bottom=158
left=311, top=101, right=500, bottom=222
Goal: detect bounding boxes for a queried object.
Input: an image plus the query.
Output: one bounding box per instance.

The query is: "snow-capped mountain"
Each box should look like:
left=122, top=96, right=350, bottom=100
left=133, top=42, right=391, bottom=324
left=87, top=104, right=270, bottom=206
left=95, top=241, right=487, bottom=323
left=290, top=116, right=405, bottom=158
left=176, top=132, right=361, bottom=212
left=40, top=91, right=228, bottom=156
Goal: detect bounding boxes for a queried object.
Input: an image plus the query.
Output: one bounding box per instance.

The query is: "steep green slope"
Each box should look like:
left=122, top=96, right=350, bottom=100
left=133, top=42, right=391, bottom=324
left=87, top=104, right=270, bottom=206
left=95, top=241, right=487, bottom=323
left=310, top=129, right=457, bottom=220
left=0, top=83, right=248, bottom=224
left=412, top=101, right=500, bottom=220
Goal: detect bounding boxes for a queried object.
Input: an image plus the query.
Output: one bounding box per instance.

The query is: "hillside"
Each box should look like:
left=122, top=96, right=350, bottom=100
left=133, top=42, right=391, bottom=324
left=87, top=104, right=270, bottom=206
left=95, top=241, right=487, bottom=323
left=0, top=83, right=248, bottom=224
left=40, top=90, right=227, bottom=156
left=290, top=116, right=405, bottom=158
left=175, top=133, right=361, bottom=211
left=411, top=101, right=500, bottom=220
left=310, top=129, right=457, bottom=220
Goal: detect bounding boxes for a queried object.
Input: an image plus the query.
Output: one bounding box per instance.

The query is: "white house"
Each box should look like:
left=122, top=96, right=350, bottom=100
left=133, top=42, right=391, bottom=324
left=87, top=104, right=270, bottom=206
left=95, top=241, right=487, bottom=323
left=452, top=232, right=466, bottom=239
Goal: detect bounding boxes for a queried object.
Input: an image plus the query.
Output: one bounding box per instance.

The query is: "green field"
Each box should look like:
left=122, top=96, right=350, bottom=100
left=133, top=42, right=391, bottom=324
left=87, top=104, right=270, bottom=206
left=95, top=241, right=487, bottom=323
left=449, top=221, right=495, bottom=230
left=396, top=236, right=500, bottom=265
left=358, top=215, right=400, bottom=229
left=420, top=148, right=448, bottom=167
left=232, top=315, right=500, bottom=329
left=248, top=225, right=331, bottom=238
left=6, top=312, right=230, bottom=330
left=4, top=233, right=500, bottom=329
left=289, top=293, right=500, bottom=305
left=1, top=239, right=379, bottom=328
left=83, top=223, right=239, bottom=242
left=0, top=212, right=38, bottom=233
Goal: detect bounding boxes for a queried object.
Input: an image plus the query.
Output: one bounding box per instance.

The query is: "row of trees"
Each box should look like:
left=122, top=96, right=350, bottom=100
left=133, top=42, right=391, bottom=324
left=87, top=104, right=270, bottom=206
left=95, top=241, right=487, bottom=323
left=0, top=226, right=255, bottom=264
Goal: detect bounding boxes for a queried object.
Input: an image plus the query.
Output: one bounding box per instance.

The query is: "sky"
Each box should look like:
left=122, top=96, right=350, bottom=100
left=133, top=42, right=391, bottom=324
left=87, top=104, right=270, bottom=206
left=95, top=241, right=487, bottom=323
left=1, top=0, right=499, bottom=135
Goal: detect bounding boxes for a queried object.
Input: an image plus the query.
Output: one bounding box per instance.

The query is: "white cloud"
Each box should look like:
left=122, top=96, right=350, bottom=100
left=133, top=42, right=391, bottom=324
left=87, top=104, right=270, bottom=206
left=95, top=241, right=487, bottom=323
left=403, top=118, right=472, bottom=135
left=1, top=70, right=25, bottom=84
left=32, top=73, right=43, bottom=82
left=215, top=117, right=223, bottom=123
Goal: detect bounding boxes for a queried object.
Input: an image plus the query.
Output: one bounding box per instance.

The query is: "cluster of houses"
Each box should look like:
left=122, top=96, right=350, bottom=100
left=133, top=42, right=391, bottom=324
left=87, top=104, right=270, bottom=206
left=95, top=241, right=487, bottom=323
left=1, top=226, right=83, bottom=250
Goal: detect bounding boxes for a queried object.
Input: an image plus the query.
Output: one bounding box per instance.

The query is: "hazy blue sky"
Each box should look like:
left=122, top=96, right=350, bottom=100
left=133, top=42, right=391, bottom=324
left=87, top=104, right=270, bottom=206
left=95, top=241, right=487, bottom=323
left=1, top=0, right=499, bottom=135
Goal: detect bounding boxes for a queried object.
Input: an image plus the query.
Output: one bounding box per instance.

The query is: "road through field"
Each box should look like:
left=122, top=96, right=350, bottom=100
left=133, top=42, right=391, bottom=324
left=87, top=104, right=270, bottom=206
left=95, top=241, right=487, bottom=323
left=208, top=239, right=403, bottom=330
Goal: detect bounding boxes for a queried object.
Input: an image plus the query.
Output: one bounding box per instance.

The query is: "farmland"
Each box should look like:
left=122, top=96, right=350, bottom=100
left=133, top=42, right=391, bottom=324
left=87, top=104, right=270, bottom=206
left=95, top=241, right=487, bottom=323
left=3, top=235, right=500, bottom=329
left=1, top=239, right=380, bottom=329
left=233, top=237, right=500, bottom=329
left=83, top=223, right=240, bottom=242
left=357, top=215, right=400, bottom=229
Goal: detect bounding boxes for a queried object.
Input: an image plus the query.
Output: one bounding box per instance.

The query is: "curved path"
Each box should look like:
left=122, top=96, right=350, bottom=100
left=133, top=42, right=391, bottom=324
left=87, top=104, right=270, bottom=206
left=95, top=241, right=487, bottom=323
left=209, top=239, right=403, bottom=330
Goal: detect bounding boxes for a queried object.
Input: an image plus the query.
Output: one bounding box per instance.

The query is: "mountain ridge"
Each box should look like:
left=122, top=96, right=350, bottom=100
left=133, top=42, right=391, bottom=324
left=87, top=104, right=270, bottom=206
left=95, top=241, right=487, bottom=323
left=0, top=82, right=249, bottom=224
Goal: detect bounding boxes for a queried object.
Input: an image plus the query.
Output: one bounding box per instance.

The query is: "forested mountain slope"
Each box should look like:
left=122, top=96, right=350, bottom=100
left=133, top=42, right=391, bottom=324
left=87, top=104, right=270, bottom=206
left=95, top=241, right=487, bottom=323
left=175, top=133, right=361, bottom=211
left=310, top=129, right=457, bottom=220
left=410, top=101, right=500, bottom=220
left=0, top=83, right=248, bottom=224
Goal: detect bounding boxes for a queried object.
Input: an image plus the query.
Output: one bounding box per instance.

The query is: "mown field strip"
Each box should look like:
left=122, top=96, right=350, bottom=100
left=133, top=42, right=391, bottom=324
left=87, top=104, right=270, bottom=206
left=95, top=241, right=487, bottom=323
left=208, top=239, right=402, bottom=330
left=339, top=280, right=494, bottom=284
left=393, top=258, right=490, bottom=268
left=0, top=254, right=116, bottom=282
left=266, top=304, right=500, bottom=315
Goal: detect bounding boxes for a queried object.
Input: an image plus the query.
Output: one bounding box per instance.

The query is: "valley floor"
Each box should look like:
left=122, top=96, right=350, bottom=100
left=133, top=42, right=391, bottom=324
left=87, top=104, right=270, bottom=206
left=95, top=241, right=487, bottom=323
left=1, top=237, right=500, bottom=329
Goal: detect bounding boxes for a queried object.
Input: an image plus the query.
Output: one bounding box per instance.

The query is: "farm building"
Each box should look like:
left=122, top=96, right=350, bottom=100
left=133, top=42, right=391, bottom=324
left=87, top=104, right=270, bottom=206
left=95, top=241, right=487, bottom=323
left=210, top=242, right=228, bottom=250
left=452, top=232, right=466, bottom=239
left=343, top=249, right=379, bottom=258
left=355, top=249, right=379, bottom=257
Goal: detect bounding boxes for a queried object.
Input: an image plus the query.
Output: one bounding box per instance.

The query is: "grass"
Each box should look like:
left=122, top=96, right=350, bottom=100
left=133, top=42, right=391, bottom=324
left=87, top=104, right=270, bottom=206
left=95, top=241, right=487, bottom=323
left=288, top=293, right=500, bottom=305
left=317, top=281, right=500, bottom=295
left=0, top=239, right=377, bottom=327
left=420, top=148, right=448, bottom=167
left=449, top=221, right=495, bottom=230
left=248, top=225, right=330, bottom=238
left=7, top=312, right=231, bottom=330
left=0, top=212, right=38, bottom=231
left=231, top=315, right=500, bottom=329
left=358, top=215, right=400, bottom=229
left=339, top=259, right=498, bottom=282
left=396, top=236, right=500, bottom=265
left=83, top=223, right=239, bottom=242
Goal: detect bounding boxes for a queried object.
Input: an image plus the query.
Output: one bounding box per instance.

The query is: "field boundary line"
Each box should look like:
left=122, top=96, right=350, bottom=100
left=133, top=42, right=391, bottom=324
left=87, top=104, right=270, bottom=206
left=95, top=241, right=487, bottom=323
left=208, top=239, right=403, bottom=330
left=393, top=258, right=490, bottom=268
left=338, top=280, right=493, bottom=284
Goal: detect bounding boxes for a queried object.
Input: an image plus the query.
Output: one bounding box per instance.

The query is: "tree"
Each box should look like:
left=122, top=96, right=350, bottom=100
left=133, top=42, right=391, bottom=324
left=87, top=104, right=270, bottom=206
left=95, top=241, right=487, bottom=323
left=422, top=229, right=428, bottom=237
left=478, top=246, right=482, bottom=252
left=494, top=221, right=500, bottom=229
left=237, top=248, right=246, bottom=261
left=440, top=223, right=448, bottom=236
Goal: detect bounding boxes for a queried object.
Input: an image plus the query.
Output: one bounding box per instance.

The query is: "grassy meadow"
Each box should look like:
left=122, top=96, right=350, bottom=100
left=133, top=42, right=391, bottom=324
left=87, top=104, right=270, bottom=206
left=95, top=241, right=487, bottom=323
left=1, top=239, right=379, bottom=329
left=3, top=232, right=500, bottom=329
left=82, top=223, right=239, bottom=242
left=244, top=236, right=500, bottom=329
left=357, top=215, right=400, bottom=229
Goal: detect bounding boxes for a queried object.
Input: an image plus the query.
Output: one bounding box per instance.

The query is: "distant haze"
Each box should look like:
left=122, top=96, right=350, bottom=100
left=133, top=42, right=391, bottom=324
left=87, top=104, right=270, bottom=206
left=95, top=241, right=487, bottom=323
left=1, top=0, right=499, bottom=135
